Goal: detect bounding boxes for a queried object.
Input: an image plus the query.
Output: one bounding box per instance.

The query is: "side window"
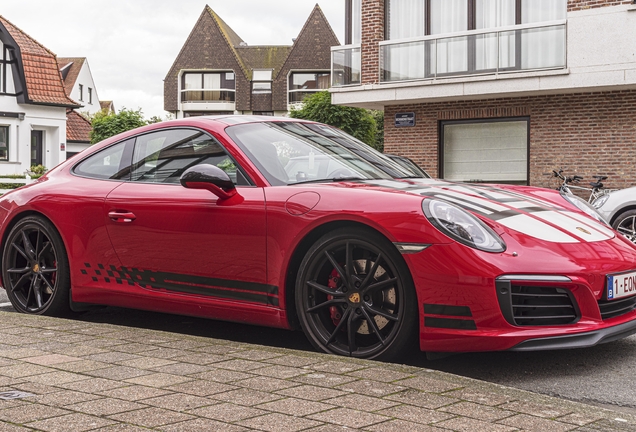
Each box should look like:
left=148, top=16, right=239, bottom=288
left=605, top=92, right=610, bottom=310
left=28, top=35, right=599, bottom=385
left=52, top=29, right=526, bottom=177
left=73, top=139, right=133, bottom=180
left=130, top=129, right=250, bottom=185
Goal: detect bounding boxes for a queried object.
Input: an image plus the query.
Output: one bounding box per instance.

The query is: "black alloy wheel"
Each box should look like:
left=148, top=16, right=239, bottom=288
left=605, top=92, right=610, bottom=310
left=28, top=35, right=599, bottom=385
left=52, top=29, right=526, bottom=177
left=613, top=210, right=636, bottom=244
left=2, top=216, right=71, bottom=316
left=296, top=227, right=417, bottom=361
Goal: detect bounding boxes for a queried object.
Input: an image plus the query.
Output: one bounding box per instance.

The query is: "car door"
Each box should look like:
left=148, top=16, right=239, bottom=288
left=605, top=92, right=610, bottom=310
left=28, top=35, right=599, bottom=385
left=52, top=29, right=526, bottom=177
left=104, top=128, right=274, bottom=307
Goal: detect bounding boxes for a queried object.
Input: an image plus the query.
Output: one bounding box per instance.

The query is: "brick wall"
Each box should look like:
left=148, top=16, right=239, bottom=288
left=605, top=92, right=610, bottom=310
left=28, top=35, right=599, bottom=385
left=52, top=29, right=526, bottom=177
left=164, top=9, right=249, bottom=113
left=383, top=90, right=636, bottom=190
left=272, top=6, right=340, bottom=111
left=360, top=0, right=384, bottom=85
left=568, top=0, right=633, bottom=11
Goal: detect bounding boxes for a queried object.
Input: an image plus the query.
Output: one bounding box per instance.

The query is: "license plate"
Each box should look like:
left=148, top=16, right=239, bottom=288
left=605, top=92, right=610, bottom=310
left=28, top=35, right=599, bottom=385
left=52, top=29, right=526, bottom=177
left=607, top=270, right=636, bottom=300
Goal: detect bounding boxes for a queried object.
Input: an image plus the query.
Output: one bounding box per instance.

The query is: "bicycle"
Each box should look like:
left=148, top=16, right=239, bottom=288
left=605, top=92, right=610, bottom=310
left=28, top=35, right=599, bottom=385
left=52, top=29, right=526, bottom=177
left=549, top=169, right=610, bottom=203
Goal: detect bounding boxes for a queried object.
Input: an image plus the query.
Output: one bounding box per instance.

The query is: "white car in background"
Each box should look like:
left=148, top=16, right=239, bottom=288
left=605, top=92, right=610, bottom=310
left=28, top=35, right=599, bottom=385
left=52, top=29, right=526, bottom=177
left=595, top=187, right=636, bottom=243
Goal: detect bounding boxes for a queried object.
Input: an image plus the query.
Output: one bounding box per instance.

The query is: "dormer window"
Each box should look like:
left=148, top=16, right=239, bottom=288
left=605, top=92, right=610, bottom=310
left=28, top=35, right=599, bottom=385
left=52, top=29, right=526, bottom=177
left=252, top=69, right=272, bottom=94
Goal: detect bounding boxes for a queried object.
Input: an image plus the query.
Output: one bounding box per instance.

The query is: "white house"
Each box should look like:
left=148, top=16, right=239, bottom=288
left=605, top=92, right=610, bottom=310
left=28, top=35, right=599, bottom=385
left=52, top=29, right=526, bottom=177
left=0, top=15, right=78, bottom=175
left=59, top=57, right=101, bottom=116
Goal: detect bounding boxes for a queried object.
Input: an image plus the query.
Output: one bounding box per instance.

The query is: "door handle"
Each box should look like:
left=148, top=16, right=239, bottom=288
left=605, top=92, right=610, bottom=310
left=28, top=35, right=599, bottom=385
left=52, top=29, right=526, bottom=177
left=108, top=211, right=136, bottom=223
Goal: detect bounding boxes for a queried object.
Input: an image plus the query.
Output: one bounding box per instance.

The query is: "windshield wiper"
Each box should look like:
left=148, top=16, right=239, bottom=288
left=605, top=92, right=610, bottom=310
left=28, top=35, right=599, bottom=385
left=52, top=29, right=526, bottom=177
left=291, top=177, right=366, bottom=185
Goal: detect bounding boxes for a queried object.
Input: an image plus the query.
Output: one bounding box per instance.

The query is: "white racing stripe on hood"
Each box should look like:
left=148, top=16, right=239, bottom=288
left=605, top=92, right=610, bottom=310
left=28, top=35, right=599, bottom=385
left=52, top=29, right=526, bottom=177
left=433, top=190, right=509, bottom=212
left=561, top=211, right=616, bottom=239
left=533, top=211, right=612, bottom=242
left=498, top=214, right=580, bottom=243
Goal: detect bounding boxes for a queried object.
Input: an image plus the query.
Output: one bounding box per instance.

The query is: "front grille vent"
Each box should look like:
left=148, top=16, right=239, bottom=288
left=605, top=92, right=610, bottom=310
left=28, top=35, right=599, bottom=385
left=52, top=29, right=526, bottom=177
left=496, top=279, right=580, bottom=327
left=510, top=285, right=578, bottom=326
left=598, top=296, right=636, bottom=320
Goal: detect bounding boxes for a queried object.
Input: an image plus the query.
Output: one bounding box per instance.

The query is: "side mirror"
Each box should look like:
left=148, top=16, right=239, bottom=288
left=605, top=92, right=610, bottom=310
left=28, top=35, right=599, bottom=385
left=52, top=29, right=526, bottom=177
left=180, top=164, right=237, bottom=200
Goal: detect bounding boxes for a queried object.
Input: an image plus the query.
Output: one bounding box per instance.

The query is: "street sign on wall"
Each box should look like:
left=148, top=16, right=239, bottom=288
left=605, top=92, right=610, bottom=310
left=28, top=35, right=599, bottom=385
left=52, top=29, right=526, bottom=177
left=395, top=112, right=415, bottom=127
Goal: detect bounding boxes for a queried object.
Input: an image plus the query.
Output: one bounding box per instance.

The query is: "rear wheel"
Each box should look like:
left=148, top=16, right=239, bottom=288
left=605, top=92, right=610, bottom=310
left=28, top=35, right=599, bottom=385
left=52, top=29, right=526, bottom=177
left=2, top=216, right=71, bottom=316
left=296, top=227, right=417, bottom=361
left=613, top=210, right=636, bottom=244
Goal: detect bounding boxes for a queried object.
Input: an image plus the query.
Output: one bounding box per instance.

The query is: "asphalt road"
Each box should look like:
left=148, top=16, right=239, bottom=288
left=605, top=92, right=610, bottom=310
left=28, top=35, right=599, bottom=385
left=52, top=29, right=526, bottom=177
left=1, top=290, right=635, bottom=415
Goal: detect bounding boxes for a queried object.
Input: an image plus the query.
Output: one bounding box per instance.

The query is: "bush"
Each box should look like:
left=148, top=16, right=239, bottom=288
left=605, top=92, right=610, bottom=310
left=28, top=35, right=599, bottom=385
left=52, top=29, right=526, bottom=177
left=290, top=91, right=382, bottom=150
left=90, top=108, right=147, bottom=144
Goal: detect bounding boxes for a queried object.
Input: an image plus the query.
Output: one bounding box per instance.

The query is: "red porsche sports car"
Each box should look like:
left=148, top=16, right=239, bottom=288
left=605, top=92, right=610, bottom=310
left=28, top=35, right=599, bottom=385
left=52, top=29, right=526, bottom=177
left=1, top=116, right=636, bottom=360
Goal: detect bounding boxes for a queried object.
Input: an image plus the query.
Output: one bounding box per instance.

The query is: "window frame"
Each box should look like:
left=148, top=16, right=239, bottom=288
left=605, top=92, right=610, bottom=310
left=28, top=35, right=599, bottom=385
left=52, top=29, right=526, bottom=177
left=78, top=84, right=84, bottom=102
left=88, top=87, right=93, bottom=104
left=71, top=127, right=254, bottom=187
left=180, top=71, right=236, bottom=103
left=251, top=69, right=274, bottom=95
left=0, top=125, right=9, bottom=162
left=438, top=116, right=530, bottom=185
left=287, top=71, right=331, bottom=104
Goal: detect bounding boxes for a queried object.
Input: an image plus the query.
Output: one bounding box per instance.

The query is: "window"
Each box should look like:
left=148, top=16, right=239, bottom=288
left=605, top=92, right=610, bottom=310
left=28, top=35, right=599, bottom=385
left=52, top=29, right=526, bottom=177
left=0, top=126, right=9, bottom=162
left=440, top=118, right=529, bottom=184
left=0, top=43, right=8, bottom=94
left=288, top=72, right=330, bottom=103
left=252, top=70, right=273, bottom=94
left=181, top=72, right=236, bottom=103
left=78, top=84, right=84, bottom=101
left=345, top=0, right=362, bottom=45
left=88, top=87, right=93, bottom=104
left=73, top=139, right=133, bottom=180
left=130, top=129, right=250, bottom=185
left=382, top=0, right=566, bottom=81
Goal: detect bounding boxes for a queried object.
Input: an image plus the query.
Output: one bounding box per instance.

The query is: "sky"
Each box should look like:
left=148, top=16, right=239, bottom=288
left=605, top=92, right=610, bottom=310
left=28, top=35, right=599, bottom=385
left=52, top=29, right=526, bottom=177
left=1, top=0, right=344, bottom=119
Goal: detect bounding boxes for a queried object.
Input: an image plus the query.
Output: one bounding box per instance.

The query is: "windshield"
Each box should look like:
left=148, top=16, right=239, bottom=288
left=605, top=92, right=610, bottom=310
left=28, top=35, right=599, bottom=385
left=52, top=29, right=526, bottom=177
left=226, top=122, right=414, bottom=186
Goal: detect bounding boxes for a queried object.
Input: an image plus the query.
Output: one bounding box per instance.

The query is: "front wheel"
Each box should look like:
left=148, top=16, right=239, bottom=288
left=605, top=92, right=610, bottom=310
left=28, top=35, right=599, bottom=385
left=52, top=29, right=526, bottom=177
left=295, top=227, right=417, bottom=361
left=2, top=216, right=71, bottom=316
left=613, top=210, right=636, bottom=244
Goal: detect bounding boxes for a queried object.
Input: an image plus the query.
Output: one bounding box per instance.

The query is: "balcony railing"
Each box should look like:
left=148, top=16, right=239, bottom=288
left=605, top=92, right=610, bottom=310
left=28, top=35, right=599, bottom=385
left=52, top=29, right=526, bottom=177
left=180, top=89, right=236, bottom=103
left=331, top=44, right=361, bottom=87
left=379, top=20, right=566, bottom=83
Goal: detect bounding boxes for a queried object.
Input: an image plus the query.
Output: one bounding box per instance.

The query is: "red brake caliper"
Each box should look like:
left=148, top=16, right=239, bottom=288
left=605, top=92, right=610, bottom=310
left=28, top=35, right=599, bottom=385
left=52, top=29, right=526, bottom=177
left=328, top=269, right=342, bottom=325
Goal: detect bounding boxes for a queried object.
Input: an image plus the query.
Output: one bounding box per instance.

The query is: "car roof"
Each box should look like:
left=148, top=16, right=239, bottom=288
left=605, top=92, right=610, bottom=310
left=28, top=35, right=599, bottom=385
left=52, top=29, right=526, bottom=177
left=194, top=115, right=308, bottom=126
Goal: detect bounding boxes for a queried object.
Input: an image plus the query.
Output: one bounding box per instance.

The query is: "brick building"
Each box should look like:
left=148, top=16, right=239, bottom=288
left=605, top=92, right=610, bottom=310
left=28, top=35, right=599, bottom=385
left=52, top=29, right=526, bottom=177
left=330, top=0, right=636, bottom=189
left=164, top=5, right=339, bottom=118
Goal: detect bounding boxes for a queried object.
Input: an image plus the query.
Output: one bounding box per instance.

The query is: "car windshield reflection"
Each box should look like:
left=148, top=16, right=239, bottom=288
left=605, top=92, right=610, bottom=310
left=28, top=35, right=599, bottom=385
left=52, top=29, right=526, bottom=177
left=225, top=121, right=413, bottom=186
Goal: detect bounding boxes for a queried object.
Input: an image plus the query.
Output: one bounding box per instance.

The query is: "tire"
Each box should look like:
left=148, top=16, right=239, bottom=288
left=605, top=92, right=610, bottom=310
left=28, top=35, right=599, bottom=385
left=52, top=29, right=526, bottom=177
left=295, top=227, right=418, bottom=361
left=2, top=216, right=71, bottom=316
left=612, top=210, right=636, bottom=244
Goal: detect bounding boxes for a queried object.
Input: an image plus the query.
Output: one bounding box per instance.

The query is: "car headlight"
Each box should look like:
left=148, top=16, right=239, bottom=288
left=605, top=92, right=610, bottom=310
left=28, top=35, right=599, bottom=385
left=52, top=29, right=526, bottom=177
left=561, top=192, right=609, bottom=225
left=423, top=199, right=506, bottom=253
left=592, top=194, right=609, bottom=209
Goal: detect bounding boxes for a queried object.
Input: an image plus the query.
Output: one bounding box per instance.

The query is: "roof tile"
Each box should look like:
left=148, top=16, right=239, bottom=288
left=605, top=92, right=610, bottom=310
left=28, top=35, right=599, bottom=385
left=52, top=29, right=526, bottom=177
left=66, top=109, right=92, bottom=142
left=0, top=15, right=79, bottom=107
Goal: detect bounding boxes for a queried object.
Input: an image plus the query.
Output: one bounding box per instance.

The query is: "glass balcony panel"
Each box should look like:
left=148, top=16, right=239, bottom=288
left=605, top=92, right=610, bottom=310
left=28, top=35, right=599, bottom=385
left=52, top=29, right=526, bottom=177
left=475, top=32, right=498, bottom=71
left=435, top=36, right=468, bottom=75
left=288, top=91, right=319, bottom=103
left=379, top=22, right=566, bottom=83
left=181, top=90, right=235, bottom=103
left=498, top=31, right=517, bottom=70
left=381, top=41, right=426, bottom=82
left=520, top=25, right=566, bottom=69
left=331, top=46, right=361, bottom=86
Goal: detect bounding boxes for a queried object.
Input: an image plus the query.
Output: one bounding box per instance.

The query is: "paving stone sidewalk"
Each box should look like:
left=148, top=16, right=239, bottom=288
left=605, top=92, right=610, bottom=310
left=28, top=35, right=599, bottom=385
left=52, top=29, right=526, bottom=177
left=0, top=311, right=634, bottom=431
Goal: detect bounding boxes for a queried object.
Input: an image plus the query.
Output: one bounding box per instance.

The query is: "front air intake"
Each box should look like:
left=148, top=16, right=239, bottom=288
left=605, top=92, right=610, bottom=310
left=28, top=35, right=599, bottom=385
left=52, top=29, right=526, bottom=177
left=497, top=280, right=580, bottom=326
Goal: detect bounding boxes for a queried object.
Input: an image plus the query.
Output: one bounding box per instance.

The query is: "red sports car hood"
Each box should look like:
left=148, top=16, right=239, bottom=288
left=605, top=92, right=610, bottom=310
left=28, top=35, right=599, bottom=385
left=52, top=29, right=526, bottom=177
left=349, top=178, right=616, bottom=244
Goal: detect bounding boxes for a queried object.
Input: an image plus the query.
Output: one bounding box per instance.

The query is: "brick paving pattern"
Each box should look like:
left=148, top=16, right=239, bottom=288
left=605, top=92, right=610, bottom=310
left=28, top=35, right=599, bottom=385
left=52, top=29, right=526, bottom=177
left=0, top=311, right=634, bottom=431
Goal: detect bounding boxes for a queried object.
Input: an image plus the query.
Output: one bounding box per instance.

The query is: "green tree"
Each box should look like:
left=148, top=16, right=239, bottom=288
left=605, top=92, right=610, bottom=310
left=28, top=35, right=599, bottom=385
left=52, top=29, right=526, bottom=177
left=290, top=91, right=382, bottom=150
left=90, top=108, right=148, bottom=144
